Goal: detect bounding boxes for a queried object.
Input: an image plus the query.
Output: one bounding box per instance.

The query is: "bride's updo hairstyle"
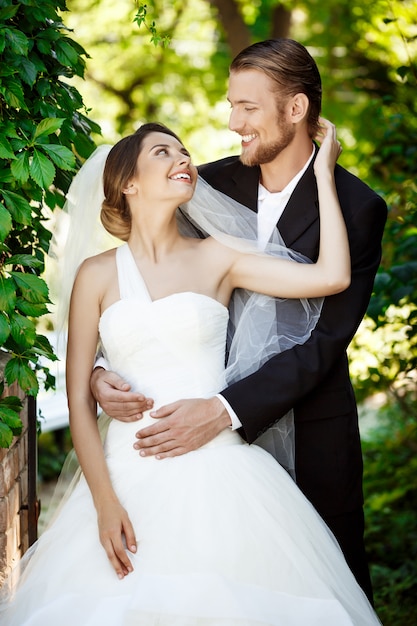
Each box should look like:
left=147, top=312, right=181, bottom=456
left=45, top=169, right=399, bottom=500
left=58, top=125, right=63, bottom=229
left=101, top=122, right=183, bottom=241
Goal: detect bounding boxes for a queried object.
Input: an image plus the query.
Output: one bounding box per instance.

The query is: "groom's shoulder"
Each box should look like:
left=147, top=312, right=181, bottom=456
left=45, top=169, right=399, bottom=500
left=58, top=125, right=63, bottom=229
left=334, top=164, right=387, bottom=208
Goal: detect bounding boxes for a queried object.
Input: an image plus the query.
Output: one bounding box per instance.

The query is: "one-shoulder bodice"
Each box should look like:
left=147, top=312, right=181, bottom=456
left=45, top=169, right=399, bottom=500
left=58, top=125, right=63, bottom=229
left=98, top=244, right=229, bottom=409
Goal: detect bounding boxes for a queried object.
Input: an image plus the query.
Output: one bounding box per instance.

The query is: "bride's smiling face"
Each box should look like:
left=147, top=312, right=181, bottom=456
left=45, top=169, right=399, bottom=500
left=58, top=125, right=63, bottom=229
left=129, top=132, right=197, bottom=205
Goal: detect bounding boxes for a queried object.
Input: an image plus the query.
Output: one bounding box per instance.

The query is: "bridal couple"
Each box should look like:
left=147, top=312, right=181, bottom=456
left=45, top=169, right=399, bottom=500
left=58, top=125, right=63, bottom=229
left=0, top=39, right=386, bottom=625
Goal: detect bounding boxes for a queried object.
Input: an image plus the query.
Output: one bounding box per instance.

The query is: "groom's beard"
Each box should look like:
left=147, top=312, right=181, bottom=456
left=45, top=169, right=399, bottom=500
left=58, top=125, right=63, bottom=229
left=240, top=117, right=296, bottom=167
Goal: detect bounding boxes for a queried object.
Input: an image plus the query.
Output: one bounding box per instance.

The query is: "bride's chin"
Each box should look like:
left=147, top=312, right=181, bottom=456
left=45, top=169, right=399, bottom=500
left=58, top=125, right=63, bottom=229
left=178, top=186, right=195, bottom=203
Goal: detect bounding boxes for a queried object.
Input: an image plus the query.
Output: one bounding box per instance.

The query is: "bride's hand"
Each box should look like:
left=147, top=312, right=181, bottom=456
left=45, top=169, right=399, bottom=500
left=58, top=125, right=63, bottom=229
left=313, top=118, right=342, bottom=177
left=97, top=500, right=137, bottom=578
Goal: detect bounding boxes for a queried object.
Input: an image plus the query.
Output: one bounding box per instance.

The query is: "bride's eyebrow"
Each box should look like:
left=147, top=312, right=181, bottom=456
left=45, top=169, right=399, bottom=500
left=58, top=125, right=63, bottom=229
left=149, top=143, right=169, bottom=152
left=150, top=143, right=190, bottom=156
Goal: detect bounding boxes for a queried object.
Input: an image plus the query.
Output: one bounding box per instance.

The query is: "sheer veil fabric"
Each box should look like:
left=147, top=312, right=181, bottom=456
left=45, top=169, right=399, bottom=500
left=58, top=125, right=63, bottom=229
left=49, top=144, right=323, bottom=477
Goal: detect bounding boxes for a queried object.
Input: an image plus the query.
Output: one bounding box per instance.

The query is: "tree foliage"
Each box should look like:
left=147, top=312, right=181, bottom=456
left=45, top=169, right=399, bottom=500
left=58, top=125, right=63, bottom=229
left=0, top=0, right=100, bottom=447
left=362, top=399, right=417, bottom=625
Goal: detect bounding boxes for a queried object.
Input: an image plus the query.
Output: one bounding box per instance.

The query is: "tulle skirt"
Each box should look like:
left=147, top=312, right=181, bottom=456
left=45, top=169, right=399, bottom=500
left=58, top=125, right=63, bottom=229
left=0, top=419, right=381, bottom=625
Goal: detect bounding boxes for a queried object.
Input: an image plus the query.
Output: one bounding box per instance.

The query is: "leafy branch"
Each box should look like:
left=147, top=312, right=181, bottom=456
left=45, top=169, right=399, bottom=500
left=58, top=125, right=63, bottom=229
left=0, top=0, right=100, bottom=447
left=133, top=2, right=170, bottom=47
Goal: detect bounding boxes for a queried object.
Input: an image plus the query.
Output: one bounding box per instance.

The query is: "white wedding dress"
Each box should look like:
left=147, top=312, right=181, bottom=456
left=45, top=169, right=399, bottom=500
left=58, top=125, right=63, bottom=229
left=1, top=244, right=381, bottom=625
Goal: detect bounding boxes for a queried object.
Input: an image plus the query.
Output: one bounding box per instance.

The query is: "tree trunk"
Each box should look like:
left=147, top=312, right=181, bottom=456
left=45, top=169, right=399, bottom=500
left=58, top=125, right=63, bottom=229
left=271, top=4, right=292, bottom=38
left=208, top=0, right=251, bottom=57
left=208, top=1, right=293, bottom=56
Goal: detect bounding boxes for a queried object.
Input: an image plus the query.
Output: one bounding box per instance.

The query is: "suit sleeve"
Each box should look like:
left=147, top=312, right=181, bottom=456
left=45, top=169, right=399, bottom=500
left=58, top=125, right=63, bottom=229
left=221, top=193, right=387, bottom=443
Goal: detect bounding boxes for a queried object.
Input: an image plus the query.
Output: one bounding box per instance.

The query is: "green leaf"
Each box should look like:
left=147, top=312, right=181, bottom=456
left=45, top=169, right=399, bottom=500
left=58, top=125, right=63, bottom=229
left=0, top=5, right=19, bottom=21
left=10, top=312, right=36, bottom=348
left=0, top=406, right=23, bottom=434
left=0, top=203, right=13, bottom=241
left=0, top=422, right=13, bottom=448
left=55, top=39, right=79, bottom=66
left=44, top=188, right=64, bottom=210
left=0, top=276, right=16, bottom=313
left=40, top=144, right=75, bottom=170
left=33, top=118, right=65, bottom=140
left=30, top=149, right=56, bottom=188
left=10, top=271, right=50, bottom=304
left=0, top=396, right=23, bottom=411
left=28, top=52, right=47, bottom=74
left=2, top=122, right=20, bottom=140
left=8, top=254, right=43, bottom=270
left=10, top=152, right=30, bottom=184
left=0, top=170, right=13, bottom=184
left=16, top=298, right=49, bottom=318
left=35, top=333, right=57, bottom=361
left=37, top=27, right=61, bottom=43
left=4, top=28, right=29, bottom=56
left=0, top=311, right=10, bottom=344
left=35, top=38, right=51, bottom=56
left=5, top=358, right=38, bottom=395
left=36, top=78, right=51, bottom=98
left=1, top=190, right=32, bottom=225
left=16, top=57, right=38, bottom=86
left=0, top=66, right=15, bottom=78
left=10, top=136, right=29, bottom=152
left=0, top=135, right=15, bottom=160
left=0, top=78, right=28, bottom=110
left=73, top=132, right=96, bottom=159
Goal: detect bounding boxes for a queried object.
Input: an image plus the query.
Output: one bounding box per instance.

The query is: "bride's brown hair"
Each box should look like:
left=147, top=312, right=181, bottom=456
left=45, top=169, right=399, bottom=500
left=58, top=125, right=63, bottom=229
left=101, top=122, right=183, bottom=241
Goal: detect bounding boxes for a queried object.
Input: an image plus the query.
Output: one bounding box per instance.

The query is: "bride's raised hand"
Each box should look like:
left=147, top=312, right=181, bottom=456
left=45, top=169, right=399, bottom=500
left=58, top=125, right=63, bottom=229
left=313, top=118, right=342, bottom=178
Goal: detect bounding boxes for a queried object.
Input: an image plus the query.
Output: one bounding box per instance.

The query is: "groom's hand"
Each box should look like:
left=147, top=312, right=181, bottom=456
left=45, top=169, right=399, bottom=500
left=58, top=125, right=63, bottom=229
left=134, top=397, right=232, bottom=458
left=90, top=367, right=154, bottom=421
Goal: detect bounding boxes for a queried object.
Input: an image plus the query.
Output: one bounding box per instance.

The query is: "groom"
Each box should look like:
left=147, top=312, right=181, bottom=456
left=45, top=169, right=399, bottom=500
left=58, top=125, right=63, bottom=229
left=91, top=39, right=387, bottom=602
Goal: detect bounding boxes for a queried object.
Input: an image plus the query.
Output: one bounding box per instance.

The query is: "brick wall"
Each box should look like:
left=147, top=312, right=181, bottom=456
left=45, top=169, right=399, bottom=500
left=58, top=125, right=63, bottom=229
left=0, top=353, right=37, bottom=588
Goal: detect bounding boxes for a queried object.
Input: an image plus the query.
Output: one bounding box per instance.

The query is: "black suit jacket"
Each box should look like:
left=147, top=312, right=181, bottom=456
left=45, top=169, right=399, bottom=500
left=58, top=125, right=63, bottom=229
left=198, top=153, right=387, bottom=518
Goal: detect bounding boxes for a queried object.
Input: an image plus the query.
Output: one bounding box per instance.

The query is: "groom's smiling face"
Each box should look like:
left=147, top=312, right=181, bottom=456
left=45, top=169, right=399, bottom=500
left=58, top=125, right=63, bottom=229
left=227, top=69, right=296, bottom=167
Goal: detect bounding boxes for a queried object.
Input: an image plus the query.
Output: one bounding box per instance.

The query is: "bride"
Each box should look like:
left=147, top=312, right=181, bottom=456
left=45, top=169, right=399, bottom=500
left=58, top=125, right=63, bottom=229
left=0, top=121, right=381, bottom=625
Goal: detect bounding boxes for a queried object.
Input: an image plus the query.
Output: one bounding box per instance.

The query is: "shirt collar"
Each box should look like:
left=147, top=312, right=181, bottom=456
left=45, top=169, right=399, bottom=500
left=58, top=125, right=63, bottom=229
left=258, top=144, right=315, bottom=201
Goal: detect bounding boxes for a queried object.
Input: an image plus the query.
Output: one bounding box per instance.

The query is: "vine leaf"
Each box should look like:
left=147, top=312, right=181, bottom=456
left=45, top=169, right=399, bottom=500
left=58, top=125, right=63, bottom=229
left=10, top=272, right=50, bottom=304
left=30, top=149, right=56, bottom=188
left=33, top=117, right=65, bottom=140
left=5, top=358, right=39, bottom=395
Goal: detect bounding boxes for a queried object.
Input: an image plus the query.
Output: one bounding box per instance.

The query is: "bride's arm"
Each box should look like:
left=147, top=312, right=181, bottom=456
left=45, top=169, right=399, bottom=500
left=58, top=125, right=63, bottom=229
left=227, top=119, right=350, bottom=299
left=66, top=257, right=137, bottom=578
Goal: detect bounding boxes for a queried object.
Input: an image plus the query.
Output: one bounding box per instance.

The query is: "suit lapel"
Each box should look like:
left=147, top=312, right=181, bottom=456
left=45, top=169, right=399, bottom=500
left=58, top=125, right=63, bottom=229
left=277, top=164, right=319, bottom=248
left=227, top=162, right=260, bottom=211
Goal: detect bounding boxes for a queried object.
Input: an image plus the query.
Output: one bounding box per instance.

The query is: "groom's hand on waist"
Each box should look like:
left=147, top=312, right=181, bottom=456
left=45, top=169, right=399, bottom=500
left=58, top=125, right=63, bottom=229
left=133, top=397, right=232, bottom=458
left=90, top=367, right=154, bottom=421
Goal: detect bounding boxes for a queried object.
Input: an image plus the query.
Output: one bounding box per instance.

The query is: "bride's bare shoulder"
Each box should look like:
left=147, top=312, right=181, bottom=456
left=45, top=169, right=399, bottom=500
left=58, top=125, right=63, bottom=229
left=75, top=247, right=118, bottom=283
left=81, top=247, right=117, bottom=268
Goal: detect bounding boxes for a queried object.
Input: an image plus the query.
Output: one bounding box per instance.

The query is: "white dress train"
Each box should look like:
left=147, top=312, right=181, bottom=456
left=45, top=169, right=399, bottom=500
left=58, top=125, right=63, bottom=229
left=0, top=243, right=382, bottom=625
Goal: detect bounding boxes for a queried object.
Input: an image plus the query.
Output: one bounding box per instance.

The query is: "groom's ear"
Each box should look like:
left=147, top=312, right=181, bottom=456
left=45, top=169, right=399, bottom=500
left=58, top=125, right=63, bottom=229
left=287, top=93, right=309, bottom=124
